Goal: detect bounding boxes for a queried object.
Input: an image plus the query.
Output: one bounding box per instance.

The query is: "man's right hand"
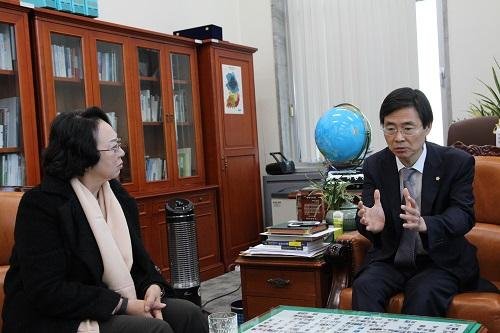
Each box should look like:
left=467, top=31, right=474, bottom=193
left=357, top=189, right=385, bottom=233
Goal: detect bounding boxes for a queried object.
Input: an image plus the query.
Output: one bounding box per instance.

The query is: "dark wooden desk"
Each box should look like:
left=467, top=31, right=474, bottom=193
left=235, top=256, right=332, bottom=320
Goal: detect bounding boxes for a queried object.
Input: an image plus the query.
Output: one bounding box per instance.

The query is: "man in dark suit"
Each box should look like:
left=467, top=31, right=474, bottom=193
left=353, top=87, right=480, bottom=316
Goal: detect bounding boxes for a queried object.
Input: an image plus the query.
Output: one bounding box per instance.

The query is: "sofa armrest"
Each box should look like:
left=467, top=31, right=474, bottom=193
left=338, top=231, right=371, bottom=272
left=323, top=231, right=371, bottom=308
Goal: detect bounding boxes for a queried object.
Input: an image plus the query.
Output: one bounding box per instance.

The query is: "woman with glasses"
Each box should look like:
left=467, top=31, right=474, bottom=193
left=2, top=107, right=208, bottom=333
left=352, top=88, right=494, bottom=317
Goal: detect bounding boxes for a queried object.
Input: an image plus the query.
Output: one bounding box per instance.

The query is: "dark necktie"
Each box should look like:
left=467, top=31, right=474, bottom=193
left=394, top=167, right=418, bottom=268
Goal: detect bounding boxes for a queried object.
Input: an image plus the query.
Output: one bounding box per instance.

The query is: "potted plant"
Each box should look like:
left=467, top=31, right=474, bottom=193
left=469, top=58, right=500, bottom=117
left=309, top=170, right=357, bottom=230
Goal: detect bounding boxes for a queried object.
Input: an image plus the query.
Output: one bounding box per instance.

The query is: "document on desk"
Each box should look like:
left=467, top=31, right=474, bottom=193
left=241, top=243, right=329, bottom=258
left=240, top=306, right=483, bottom=333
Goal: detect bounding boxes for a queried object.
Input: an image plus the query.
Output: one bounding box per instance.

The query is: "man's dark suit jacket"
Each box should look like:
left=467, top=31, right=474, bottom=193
left=2, top=176, right=174, bottom=333
left=355, top=142, right=479, bottom=287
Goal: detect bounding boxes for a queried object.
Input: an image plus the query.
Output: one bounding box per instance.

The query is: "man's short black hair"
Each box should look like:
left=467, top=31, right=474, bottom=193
left=379, top=87, right=433, bottom=128
left=42, top=106, right=111, bottom=180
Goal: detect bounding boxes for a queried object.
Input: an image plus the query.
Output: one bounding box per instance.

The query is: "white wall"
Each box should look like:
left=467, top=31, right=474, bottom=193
left=98, top=0, right=500, bottom=174
left=98, top=0, right=280, bottom=176
left=447, top=0, right=500, bottom=121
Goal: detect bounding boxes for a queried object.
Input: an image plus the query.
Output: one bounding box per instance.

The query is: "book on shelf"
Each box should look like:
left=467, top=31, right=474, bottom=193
left=105, top=112, right=117, bottom=131
left=51, top=44, right=81, bottom=78
left=266, top=221, right=328, bottom=235
left=0, top=25, right=14, bottom=71
left=97, top=50, right=118, bottom=82
left=140, top=89, right=161, bottom=122
left=145, top=156, right=165, bottom=181
left=0, top=97, right=19, bottom=148
left=173, top=91, right=186, bottom=123
left=177, top=147, right=192, bottom=177
left=0, top=153, right=25, bottom=186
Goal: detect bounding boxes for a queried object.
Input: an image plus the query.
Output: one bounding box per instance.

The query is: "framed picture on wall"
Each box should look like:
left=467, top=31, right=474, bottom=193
left=222, top=64, right=244, bottom=115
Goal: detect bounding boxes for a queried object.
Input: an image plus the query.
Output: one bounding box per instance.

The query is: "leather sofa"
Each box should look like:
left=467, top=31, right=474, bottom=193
left=447, top=116, right=498, bottom=146
left=0, top=190, right=24, bottom=330
left=325, top=156, right=500, bottom=332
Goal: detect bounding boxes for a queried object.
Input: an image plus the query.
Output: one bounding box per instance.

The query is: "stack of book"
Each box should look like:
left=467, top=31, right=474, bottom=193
left=241, top=221, right=336, bottom=258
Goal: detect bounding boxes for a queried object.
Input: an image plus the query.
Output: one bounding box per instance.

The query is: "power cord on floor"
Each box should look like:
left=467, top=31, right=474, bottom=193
left=201, top=283, right=241, bottom=313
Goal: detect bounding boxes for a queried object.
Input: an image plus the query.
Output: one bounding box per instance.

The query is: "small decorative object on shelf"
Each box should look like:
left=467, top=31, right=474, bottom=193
left=296, top=189, right=325, bottom=222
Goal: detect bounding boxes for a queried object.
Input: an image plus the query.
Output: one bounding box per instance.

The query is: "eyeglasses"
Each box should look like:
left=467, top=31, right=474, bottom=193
left=98, top=138, right=122, bottom=154
left=382, top=126, right=422, bottom=136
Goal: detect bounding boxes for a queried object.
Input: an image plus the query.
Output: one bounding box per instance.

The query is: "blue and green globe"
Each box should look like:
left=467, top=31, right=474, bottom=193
left=314, top=103, right=371, bottom=168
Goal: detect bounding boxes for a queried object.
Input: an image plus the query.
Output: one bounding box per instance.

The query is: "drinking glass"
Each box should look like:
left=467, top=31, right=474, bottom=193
left=208, top=312, right=238, bottom=333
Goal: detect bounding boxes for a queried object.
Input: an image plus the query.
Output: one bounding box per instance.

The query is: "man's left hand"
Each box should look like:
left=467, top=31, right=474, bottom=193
left=400, top=188, right=427, bottom=232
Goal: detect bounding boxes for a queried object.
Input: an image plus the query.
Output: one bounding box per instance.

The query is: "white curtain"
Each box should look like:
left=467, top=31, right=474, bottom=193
left=286, top=0, right=419, bottom=162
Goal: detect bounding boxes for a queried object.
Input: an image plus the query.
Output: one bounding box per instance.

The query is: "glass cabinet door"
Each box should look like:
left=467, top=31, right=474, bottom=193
left=50, top=33, right=85, bottom=114
left=0, top=22, right=24, bottom=186
left=138, top=47, right=167, bottom=182
left=96, top=41, right=131, bottom=184
left=171, top=53, right=197, bottom=178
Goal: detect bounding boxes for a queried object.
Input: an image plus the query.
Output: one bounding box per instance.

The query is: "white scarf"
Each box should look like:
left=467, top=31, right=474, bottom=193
left=70, top=178, right=137, bottom=332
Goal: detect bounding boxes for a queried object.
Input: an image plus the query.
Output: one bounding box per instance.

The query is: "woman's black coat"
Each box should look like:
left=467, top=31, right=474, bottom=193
left=2, top=175, right=173, bottom=333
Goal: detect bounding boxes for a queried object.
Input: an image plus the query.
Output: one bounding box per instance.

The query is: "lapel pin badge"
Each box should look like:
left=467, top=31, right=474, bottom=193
left=435, top=176, right=440, bottom=181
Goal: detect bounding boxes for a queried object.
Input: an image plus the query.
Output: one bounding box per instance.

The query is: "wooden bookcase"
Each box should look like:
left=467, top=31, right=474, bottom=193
left=30, top=8, right=224, bottom=281
left=0, top=5, right=264, bottom=282
left=0, top=3, right=39, bottom=187
left=197, top=40, right=263, bottom=268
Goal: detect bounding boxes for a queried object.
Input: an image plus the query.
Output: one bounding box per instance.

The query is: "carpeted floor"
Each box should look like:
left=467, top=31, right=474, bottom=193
left=200, top=269, right=242, bottom=314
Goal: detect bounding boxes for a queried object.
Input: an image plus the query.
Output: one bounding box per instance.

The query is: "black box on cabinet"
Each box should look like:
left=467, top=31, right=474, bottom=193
left=174, top=25, right=223, bottom=41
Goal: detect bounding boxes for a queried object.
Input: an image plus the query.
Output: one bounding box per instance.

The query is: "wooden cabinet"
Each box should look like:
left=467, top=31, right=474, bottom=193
left=31, top=8, right=205, bottom=194
left=137, top=186, right=224, bottom=282
left=32, top=9, right=139, bottom=191
left=130, top=40, right=205, bottom=192
left=198, top=41, right=263, bottom=268
left=30, top=8, right=222, bottom=281
left=236, top=256, right=332, bottom=320
left=1, top=5, right=264, bottom=282
left=0, top=3, right=39, bottom=187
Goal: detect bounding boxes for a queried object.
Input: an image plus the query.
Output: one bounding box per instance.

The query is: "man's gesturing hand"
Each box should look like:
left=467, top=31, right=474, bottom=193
left=357, top=189, right=385, bottom=233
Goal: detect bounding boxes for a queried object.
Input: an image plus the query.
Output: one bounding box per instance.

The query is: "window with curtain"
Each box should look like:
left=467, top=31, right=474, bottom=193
left=275, top=0, right=419, bottom=163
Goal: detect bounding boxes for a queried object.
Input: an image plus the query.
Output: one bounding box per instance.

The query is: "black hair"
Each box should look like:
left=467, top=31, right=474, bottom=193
left=42, top=106, right=111, bottom=180
left=379, top=87, right=433, bottom=128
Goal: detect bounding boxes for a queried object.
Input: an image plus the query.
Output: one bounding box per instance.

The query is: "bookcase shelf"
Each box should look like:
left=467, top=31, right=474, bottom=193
left=0, top=147, right=20, bottom=153
left=142, top=121, right=163, bottom=126
left=54, top=76, right=83, bottom=83
left=99, top=80, right=123, bottom=86
left=140, top=76, right=158, bottom=82
left=0, top=3, right=40, bottom=187
left=173, top=79, right=190, bottom=85
left=0, top=69, right=15, bottom=76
